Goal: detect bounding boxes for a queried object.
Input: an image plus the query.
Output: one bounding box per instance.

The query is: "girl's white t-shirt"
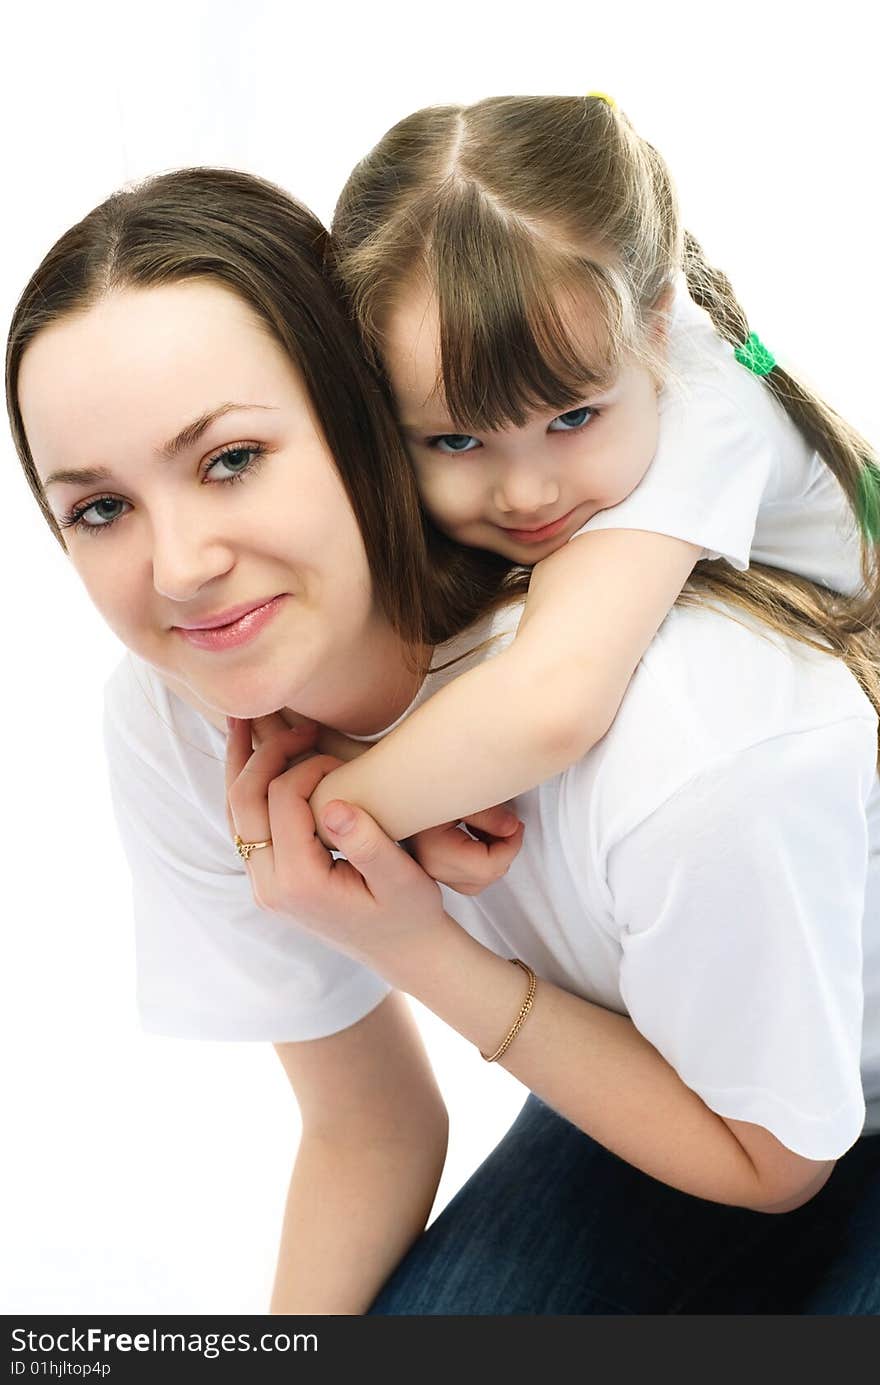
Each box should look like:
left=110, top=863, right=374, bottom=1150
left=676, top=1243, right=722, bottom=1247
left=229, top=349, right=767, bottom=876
left=574, top=274, right=863, bottom=597
left=103, top=598, right=880, bottom=1163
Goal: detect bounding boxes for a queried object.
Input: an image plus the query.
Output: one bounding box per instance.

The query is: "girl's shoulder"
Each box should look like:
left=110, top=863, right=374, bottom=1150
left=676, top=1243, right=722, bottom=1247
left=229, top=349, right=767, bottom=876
left=665, top=276, right=787, bottom=431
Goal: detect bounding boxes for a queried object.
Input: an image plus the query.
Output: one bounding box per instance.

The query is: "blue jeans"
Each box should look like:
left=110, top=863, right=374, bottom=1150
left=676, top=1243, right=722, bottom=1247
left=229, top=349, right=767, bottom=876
left=369, top=1094, right=880, bottom=1314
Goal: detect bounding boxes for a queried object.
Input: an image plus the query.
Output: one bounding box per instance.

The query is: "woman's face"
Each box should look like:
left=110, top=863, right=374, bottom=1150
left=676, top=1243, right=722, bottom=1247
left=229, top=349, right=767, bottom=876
left=18, top=279, right=380, bottom=721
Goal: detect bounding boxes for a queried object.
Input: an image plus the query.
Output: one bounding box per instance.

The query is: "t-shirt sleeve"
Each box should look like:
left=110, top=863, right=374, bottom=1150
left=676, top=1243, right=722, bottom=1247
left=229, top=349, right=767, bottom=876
left=606, top=718, right=873, bottom=1160
left=102, top=662, right=391, bottom=1041
left=574, top=382, right=777, bottom=569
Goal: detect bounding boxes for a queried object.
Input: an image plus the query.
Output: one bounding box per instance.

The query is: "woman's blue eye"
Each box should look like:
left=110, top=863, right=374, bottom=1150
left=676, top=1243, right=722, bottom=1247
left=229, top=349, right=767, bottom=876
left=62, top=443, right=266, bottom=537
left=548, top=406, right=596, bottom=432
left=205, top=445, right=262, bottom=479
left=72, top=497, right=130, bottom=530
left=430, top=434, right=481, bottom=454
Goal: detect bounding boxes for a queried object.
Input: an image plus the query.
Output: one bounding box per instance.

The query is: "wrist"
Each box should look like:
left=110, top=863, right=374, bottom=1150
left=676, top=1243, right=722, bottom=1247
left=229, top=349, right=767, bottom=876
left=377, top=914, right=536, bottom=1062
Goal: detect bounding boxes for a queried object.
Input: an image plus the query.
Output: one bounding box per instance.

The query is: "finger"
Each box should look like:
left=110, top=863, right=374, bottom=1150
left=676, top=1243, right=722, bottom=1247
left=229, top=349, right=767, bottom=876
left=251, top=711, right=292, bottom=745
left=319, top=800, right=427, bottom=901
left=462, top=804, right=521, bottom=839
left=481, top=820, right=525, bottom=869
left=224, top=716, right=255, bottom=838
left=422, top=820, right=524, bottom=890
left=227, top=725, right=325, bottom=842
left=257, top=756, right=350, bottom=889
left=252, top=710, right=319, bottom=746
left=225, top=716, right=253, bottom=795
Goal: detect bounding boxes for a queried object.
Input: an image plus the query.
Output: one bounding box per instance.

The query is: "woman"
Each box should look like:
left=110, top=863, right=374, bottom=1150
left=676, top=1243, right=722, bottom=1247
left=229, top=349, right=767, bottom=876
left=7, top=167, right=880, bottom=1315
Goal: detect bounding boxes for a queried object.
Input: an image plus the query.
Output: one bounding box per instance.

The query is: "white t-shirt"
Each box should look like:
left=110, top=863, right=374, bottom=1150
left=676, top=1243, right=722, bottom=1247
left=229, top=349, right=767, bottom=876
left=575, top=274, right=863, bottom=598
left=103, top=599, right=880, bottom=1162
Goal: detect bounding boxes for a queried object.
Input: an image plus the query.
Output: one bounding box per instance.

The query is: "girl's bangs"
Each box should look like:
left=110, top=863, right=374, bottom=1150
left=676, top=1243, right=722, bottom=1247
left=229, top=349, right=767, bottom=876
left=431, top=191, right=627, bottom=432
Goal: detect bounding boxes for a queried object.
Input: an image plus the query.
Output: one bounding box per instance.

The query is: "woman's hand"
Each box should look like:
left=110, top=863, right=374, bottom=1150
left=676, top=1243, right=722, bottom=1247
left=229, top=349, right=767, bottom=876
left=407, top=807, right=524, bottom=895
left=225, top=717, right=448, bottom=970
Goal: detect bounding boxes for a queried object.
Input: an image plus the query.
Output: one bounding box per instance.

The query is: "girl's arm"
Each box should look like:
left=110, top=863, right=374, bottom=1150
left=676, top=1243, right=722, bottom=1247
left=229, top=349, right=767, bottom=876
left=270, top=991, right=448, bottom=1314
left=308, top=530, right=701, bottom=843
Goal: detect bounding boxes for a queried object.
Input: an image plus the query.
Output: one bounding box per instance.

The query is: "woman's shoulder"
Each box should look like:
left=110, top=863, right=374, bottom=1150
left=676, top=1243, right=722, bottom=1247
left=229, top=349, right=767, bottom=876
left=102, top=653, right=226, bottom=800
left=639, top=600, right=875, bottom=752
left=560, top=600, right=878, bottom=847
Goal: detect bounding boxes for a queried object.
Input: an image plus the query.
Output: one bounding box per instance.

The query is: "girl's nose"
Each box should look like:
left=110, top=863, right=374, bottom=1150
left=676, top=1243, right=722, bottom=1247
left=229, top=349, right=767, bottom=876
left=493, top=467, right=560, bottom=517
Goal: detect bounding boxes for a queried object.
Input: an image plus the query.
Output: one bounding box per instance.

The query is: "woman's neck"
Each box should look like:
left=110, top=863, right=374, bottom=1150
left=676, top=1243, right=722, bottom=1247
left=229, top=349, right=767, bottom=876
left=284, top=614, right=431, bottom=739
left=159, top=619, right=431, bottom=742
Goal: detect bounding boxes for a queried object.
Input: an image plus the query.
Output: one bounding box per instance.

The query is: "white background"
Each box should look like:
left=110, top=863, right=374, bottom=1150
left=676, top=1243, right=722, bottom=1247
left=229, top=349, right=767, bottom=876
left=2, top=0, right=878, bottom=1313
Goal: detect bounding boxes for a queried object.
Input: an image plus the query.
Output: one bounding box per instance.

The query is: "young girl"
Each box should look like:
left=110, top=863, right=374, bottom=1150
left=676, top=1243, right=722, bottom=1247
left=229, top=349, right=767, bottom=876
left=305, top=93, right=879, bottom=865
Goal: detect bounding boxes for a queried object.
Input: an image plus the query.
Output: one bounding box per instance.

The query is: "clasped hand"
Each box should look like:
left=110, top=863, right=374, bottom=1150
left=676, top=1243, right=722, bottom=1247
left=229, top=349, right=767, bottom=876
left=224, top=715, right=524, bottom=967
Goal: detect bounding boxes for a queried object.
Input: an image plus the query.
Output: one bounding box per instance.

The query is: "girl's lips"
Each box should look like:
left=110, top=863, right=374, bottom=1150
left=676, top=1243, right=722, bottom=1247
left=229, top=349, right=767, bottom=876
left=174, top=595, right=286, bottom=651
left=501, top=508, right=578, bottom=545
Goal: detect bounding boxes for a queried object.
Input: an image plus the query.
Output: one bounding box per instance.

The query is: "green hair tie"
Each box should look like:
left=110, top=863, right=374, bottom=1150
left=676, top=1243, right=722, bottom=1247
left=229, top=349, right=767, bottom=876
left=734, top=331, right=776, bottom=377
left=857, top=459, right=880, bottom=542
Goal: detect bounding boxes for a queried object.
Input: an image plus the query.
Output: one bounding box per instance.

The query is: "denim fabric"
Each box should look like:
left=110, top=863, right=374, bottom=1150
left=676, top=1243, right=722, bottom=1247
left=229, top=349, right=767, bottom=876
left=369, top=1094, right=880, bottom=1315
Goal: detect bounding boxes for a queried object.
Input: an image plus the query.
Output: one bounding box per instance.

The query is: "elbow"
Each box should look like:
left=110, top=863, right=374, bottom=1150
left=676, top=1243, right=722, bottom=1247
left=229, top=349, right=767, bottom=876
left=535, top=694, right=615, bottom=771
left=747, top=1160, right=837, bottom=1215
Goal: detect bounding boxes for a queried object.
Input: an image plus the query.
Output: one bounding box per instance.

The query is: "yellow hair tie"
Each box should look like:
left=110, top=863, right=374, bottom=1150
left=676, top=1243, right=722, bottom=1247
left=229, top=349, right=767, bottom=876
left=587, top=91, right=617, bottom=109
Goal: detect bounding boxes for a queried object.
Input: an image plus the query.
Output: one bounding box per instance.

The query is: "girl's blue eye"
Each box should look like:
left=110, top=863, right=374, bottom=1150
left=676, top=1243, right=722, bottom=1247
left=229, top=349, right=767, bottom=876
left=548, top=406, right=596, bottom=432
left=430, top=434, right=481, bottom=454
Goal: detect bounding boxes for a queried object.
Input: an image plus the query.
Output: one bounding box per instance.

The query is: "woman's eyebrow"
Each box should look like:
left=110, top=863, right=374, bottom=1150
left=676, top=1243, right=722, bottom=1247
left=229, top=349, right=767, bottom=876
left=156, top=401, right=277, bottom=460
left=44, top=402, right=278, bottom=489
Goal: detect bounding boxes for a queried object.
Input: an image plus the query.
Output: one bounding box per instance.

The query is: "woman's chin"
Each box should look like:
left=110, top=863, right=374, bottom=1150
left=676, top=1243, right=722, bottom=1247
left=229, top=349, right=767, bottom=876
left=164, top=667, right=298, bottom=724
left=214, top=681, right=295, bottom=721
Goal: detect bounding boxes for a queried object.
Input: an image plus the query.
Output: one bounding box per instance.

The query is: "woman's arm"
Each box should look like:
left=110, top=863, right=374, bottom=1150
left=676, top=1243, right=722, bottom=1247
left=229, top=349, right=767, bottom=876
left=369, top=916, right=835, bottom=1214
left=227, top=735, right=840, bottom=1216
left=308, top=530, right=701, bottom=843
left=270, top=991, right=448, bottom=1315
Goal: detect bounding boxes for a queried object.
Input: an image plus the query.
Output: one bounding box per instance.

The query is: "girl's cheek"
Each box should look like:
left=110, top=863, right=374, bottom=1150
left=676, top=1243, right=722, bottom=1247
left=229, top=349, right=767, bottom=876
left=417, top=471, right=459, bottom=518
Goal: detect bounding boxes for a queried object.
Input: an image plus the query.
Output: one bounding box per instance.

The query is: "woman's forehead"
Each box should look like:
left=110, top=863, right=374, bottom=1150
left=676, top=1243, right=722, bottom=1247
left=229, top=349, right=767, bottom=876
left=19, top=281, right=294, bottom=479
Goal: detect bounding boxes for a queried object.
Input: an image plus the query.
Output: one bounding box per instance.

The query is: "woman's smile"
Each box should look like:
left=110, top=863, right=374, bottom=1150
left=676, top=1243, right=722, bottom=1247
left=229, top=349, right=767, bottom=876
left=173, top=593, right=288, bottom=650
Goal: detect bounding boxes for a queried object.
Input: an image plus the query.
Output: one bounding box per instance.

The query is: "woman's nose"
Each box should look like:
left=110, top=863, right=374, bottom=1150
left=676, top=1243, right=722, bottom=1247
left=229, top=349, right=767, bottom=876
left=492, top=465, right=560, bottom=517
left=150, top=512, right=235, bottom=601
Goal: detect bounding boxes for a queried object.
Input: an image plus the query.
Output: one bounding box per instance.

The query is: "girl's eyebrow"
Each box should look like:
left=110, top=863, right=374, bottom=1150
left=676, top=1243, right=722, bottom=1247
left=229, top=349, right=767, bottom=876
left=43, top=402, right=277, bottom=489
left=400, top=420, right=459, bottom=437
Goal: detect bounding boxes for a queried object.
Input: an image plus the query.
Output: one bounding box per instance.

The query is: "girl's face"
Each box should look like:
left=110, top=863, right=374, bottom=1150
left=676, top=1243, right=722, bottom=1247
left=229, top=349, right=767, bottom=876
left=383, top=280, right=663, bottom=563
left=18, top=280, right=381, bottom=722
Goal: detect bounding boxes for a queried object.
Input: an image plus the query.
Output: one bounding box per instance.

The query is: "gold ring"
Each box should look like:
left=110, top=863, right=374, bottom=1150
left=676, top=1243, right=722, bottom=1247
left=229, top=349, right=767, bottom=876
left=234, top=834, right=273, bottom=862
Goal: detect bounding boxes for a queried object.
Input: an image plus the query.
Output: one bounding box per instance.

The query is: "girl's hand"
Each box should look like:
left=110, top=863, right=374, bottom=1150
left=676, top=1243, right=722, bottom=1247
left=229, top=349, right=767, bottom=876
left=225, top=718, right=448, bottom=969
left=408, top=806, right=524, bottom=895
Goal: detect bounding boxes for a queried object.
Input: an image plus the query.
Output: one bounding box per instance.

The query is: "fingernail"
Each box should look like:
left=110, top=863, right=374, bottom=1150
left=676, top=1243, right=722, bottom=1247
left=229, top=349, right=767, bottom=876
left=499, top=812, right=518, bottom=831
left=323, top=803, right=355, bottom=835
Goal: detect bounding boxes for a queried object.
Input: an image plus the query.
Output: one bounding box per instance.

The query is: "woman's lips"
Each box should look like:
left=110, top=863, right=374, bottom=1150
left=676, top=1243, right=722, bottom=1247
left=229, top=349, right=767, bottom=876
left=174, top=595, right=286, bottom=651
left=501, top=508, right=578, bottom=545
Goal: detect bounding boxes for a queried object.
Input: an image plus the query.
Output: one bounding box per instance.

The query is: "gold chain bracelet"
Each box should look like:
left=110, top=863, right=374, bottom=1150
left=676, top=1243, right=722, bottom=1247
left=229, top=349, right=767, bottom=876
left=480, top=958, right=537, bottom=1063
